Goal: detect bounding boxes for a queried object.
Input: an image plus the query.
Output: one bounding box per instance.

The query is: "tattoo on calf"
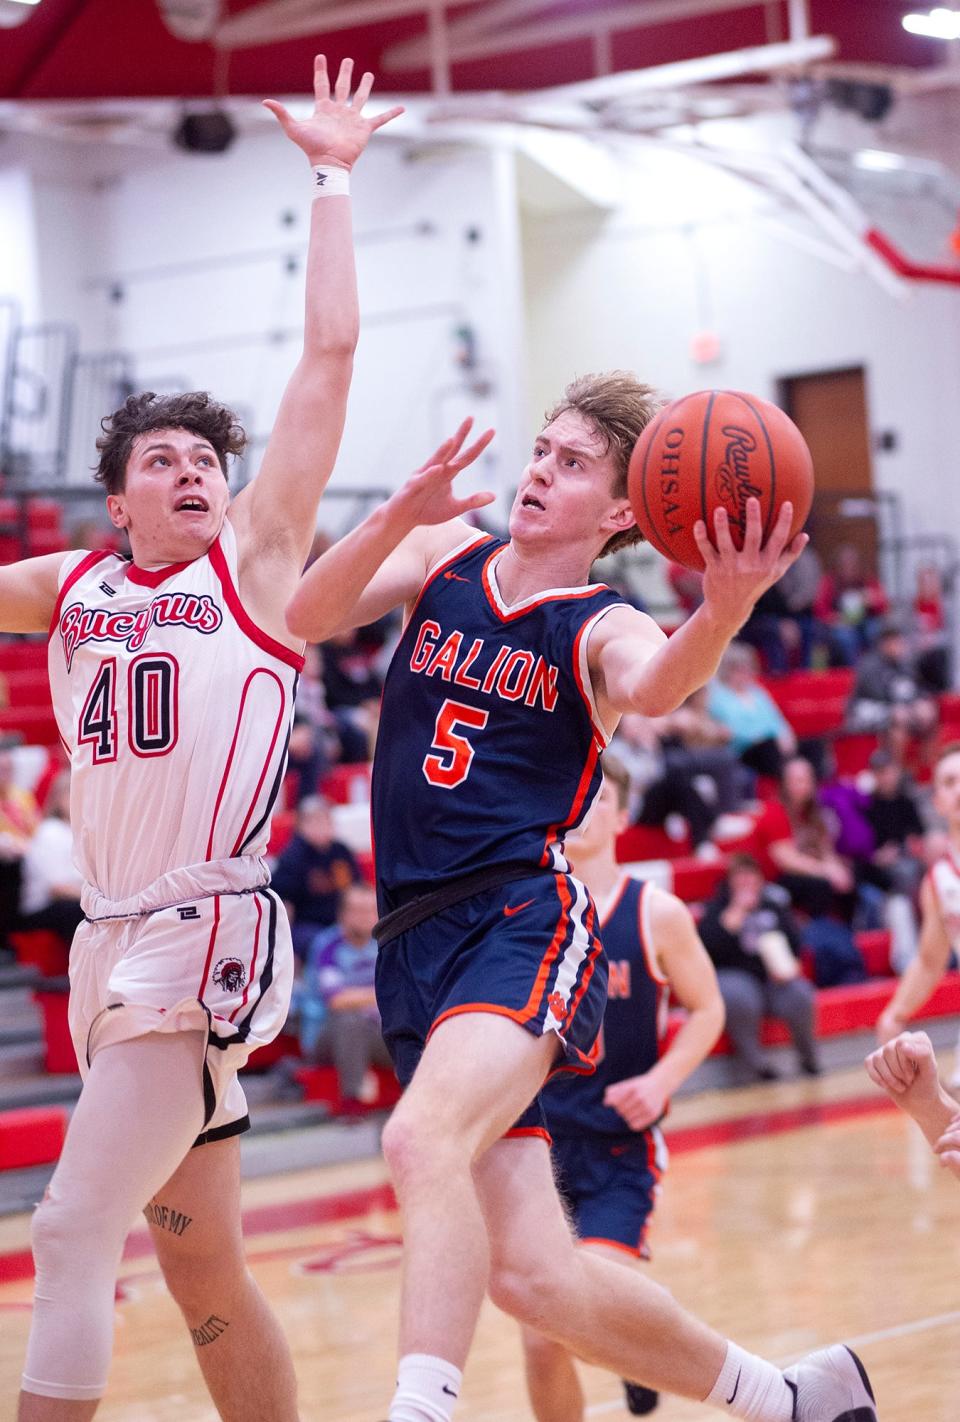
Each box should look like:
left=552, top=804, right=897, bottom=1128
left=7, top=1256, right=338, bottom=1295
left=191, top=1315, right=230, bottom=1348
left=144, top=1199, right=193, bottom=1236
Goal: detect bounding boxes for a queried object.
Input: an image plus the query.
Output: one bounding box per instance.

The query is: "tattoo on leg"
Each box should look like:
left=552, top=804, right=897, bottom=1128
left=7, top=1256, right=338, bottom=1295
left=144, top=1198, right=193, bottom=1236
left=190, top=1315, right=230, bottom=1348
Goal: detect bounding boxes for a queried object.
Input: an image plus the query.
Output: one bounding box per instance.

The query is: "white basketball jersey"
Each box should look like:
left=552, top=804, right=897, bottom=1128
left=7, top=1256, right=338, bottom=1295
left=929, top=854, right=960, bottom=950
left=48, top=519, right=303, bottom=902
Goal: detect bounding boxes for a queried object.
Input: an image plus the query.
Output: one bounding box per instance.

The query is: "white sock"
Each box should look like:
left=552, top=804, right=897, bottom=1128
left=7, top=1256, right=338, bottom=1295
left=388, top=1353, right=464, bottom=1422
left=705, top=1342, right=795, bottom=1420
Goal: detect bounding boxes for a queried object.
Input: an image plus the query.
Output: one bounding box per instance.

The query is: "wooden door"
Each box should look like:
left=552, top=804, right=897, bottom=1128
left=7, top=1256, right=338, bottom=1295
left=780, top=367, right=877, bottom=570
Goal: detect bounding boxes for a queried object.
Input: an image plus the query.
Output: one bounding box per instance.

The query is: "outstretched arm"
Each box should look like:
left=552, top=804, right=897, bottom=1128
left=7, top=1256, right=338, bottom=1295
left=230, top=57, right=403, bottom=612
left=602, top=889, right=724, bottom=1132
left=286, top=420, right=494, bottom=643
left=591, top=499, right=807, bottom=719
left=0, top=553, right=70, bottom=634
left=877, top=875, right=951, bottom=1042
left=865, top=1030, right=960, bottom=1171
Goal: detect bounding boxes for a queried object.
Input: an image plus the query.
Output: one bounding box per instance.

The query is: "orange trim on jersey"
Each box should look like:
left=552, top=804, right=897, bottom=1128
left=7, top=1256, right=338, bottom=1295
left=480, top=546, right=607, bottom=625
left=519, top=873, right=572, bottom=1022
left=562, top=918, right=602, bottom=1034
left=571, top=611, right=609, bottom=747
left=638, top=882, right=669, bottom=988
left=541, top=737, right=600, bottom=868
left=208, top=536, right=305, bottom=672
left=503, top=1126, right=552, bottom=1144
left=126, top=557, right=194, bottom=588
left=578, top=1236, right=643, bottom=1259
left=403, top=532, right=494, bottom=633
left=197, top=894, right=222, bottom=999
left=47, top=550, right=114, bottom=640
left=426, top=1001, right=540, bottom=1041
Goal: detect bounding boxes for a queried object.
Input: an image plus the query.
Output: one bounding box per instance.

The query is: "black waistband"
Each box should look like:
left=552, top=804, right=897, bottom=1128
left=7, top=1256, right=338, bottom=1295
left=374, top=861, right=546, bottom=947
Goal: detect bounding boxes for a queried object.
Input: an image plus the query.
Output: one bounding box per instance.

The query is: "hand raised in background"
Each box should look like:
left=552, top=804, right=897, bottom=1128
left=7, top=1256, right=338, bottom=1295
left=263, top=55, right=404, bottom=169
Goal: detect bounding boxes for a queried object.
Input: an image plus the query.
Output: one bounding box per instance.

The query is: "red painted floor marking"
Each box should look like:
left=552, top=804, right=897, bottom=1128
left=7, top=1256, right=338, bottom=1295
left=0, top=1094, right=898, bottom=1287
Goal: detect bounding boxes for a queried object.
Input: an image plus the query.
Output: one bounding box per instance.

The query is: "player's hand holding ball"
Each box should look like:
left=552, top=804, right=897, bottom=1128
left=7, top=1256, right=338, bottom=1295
left=628, top=390, right=812, bottom=627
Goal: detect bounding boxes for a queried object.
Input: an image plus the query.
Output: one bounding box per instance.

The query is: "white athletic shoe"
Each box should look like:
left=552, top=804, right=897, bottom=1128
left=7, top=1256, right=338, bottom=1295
left=783, top=1345, right=877, bottom=1421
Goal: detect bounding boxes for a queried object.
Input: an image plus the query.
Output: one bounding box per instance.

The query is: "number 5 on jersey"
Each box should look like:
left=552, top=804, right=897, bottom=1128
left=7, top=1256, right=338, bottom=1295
left=423, top=698, right=488, bottom=789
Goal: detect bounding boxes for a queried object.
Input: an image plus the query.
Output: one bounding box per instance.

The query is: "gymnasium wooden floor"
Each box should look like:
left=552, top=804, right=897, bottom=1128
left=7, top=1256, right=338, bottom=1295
left=1, top=1065, right=957, bottom=1421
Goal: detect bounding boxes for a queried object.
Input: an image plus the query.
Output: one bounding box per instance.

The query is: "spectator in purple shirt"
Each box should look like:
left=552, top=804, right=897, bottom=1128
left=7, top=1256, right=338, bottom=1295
left=302, top=882, right=392, bottom=1106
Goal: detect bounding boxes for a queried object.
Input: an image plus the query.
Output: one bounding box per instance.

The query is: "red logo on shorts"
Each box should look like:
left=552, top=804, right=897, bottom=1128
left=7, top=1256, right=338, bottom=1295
left=212, top=958, right=246, bottom=993
left=547, top=991, right=567, bottom=1024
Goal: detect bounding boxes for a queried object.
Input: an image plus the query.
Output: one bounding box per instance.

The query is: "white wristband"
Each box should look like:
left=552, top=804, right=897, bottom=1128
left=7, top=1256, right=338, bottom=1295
left=312, top=164, right=350, bottom=197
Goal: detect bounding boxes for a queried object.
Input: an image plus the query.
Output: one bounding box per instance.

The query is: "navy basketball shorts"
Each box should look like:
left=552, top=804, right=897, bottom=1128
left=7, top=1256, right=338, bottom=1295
left=375, top=870, right=607, bottom=1137
left=551, top=1127, right=668, bottom=1258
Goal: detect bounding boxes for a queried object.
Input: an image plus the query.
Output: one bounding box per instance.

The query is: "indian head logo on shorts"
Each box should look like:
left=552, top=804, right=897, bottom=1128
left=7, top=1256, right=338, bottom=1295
left=212, top=957, right=247, bottom=993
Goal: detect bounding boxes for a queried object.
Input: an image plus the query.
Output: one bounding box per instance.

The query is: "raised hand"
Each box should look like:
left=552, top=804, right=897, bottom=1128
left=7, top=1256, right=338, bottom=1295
left=865, top=1029, right=941, bottom=1114
left=263, top=55, right=404, bottom=169
left=391, top=419, right=497, bottom=532
left=693, top=497, right=808, bottom=629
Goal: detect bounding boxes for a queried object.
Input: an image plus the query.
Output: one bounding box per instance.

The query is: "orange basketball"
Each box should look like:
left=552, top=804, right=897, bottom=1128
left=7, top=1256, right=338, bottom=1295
left=628, top=390, right=813, bottom=572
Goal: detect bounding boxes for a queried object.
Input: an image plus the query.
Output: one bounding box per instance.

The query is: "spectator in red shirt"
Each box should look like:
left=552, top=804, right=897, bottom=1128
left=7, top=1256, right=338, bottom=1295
left=813, top=543, right=888, bottom=666
left=752, top=756, right=855, bottom=918
left=913, top=562, right=951, bottom=693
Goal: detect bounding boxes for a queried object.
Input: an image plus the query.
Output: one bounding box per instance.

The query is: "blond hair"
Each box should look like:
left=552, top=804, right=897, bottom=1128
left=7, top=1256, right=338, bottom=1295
left=545, top=372, right=662, bottom=558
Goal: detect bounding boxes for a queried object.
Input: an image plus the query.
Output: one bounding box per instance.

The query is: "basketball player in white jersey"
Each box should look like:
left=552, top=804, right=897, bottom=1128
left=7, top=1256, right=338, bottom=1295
left=877, top=743, right=960, bottom=1088
left=2, top=57, right=401, bottom=1422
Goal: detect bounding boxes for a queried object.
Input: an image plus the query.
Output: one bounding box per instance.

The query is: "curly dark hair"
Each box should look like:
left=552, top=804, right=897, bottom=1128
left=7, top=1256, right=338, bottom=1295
left=94, top=391, right=247, bottom=495
left=544, top=371, right=662, bottom=559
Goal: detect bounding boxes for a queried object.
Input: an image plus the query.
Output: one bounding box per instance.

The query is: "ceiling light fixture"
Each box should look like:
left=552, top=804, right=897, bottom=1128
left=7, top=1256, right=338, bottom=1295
left=902, top=7, right=960, bottom=39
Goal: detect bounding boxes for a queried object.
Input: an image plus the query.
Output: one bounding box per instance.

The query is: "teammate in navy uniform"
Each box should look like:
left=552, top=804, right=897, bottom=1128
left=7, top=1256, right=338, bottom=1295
left=287, top=373, right=878, bottom=1422
left=523, top=754, right=723, bottom=1420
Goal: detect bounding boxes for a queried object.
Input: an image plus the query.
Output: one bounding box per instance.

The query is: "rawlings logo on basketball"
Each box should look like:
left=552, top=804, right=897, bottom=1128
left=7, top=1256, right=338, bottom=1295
left=212, top=958, right=246, bottom=993
left=715, top=426, right=763, bottom=531
left=59, top=594, right=223, bottom=671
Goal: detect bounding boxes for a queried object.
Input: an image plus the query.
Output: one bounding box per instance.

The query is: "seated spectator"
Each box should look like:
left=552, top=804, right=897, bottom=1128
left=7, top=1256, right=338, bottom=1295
left=18, top=771, right=83, bottom=951
left=271, top=795, right=361, bottom=961
left=707, top=642, right=796, bottom=778
left=611, top=712, right=722, bottom=850
left=813, top=543, right=888, bottom=666
left=778, top=541, right=824, bottom=670
left=845, top=619, right=938, bottom=760
left=654, top=687, right=751, bottom=818
left=322, top=625, right=387, bottom=762
left=698, top=854, right=820, bottom=1080
left=752, top=757, right=868, bottom=985
left=286, top=645, right=338, bottom=803
left=299, top=883, right=392, bottom=1108
left=0, top=745, right=40, bottom=952
left=864, top=748, right=927, bottom=972
left=912, top=563, right=951, bottom=694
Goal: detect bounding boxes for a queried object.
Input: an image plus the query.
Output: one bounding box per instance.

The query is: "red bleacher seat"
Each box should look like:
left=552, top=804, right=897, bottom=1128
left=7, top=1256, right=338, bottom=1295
left=243, top=1032, right=300, bottom=1072
left=320, top=762, right=372, bottom=805
left=670, top=857, right=728, bottom=903
left=10, top=929, right=68, bottom=978
left=832, top=733, right=878, bottom=776
left=32, top=985, right=78, bottom=1074
left=854, top=929, right=893, bottom=978
left=0, top=1106, right=68, bottom=1171
left=267, top=809, right=296, bottom=857
left=294, top=1064, right=400, bottom=1112
left=616, top=823, right=692, bottom=862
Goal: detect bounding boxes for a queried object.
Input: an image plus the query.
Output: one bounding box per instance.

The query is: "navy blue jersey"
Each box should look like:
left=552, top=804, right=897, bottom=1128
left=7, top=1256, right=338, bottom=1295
left=544, top=875, right=669, bottom=1139
left=371, top=532, right=626, bottom=908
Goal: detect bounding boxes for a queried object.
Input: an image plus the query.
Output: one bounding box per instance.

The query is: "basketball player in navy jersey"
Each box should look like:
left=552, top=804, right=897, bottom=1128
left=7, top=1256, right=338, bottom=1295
left=287, top=373, right=879, bottom=1422
left=0, top=59, right=401, bottom=1422
left=523, top=753, right=724, bottom=1420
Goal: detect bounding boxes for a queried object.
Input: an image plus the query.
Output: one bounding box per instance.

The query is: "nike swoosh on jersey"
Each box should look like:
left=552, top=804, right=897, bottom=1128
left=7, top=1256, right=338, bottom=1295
left=503, top=899, right=535, bottom=917
left=443, top=570, right=470, bottom=582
